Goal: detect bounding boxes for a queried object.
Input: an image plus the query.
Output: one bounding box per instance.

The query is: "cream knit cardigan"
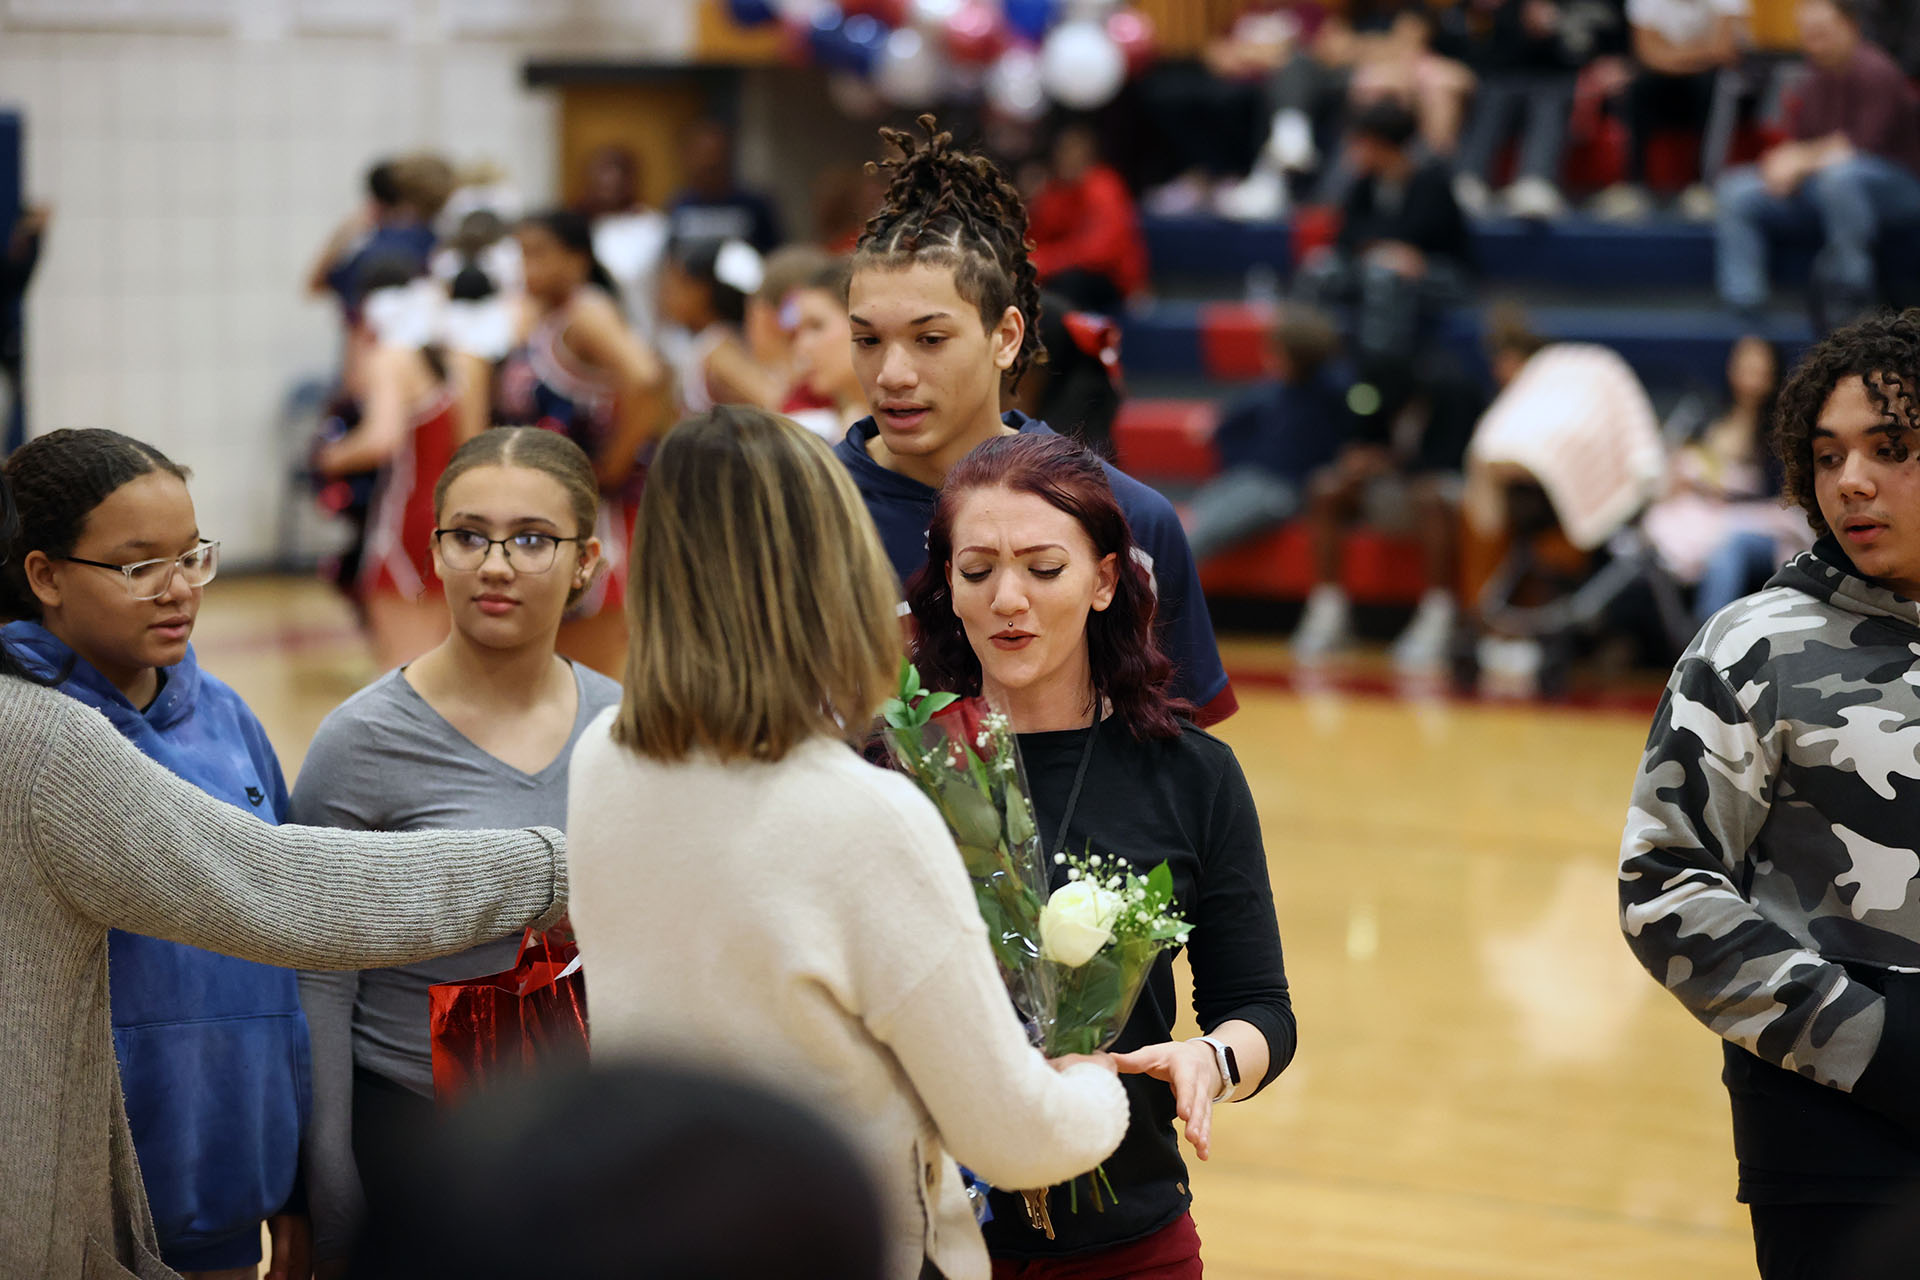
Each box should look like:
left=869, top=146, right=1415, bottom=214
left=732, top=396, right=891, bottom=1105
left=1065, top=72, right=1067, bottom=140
left=0, top=676, right=569, bottom=1279
left=567, top=717, right=1130, bottom=1280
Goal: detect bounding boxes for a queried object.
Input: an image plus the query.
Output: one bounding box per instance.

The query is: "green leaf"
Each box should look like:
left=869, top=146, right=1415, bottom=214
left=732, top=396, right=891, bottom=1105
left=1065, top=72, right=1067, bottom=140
left=921, top=691, right=961, bottom=716
left=882, top=704, right=914, bottom=731
left=937, top=775, right=1004, bottom=852
left=1005, top=793, right=1036, bottom=847
left=1147, top=861, right=1173, bottom=902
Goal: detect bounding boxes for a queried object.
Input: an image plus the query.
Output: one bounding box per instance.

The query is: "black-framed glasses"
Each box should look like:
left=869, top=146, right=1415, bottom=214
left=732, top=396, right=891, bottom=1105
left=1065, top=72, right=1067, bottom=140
left=432, top=528, right=585, bottom=574
left=62, top=539, right=220, bottom=600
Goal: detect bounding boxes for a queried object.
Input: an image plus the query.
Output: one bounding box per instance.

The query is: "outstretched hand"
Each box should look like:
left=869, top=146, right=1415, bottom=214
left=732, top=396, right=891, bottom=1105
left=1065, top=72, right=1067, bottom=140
left=1109, top=1040, right=1223, bottom=1161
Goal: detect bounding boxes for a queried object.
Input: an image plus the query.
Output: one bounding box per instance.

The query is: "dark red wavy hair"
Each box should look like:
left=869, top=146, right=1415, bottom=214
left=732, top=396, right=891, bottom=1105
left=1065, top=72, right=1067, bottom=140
left=906, top=433, right=1189, bottom=741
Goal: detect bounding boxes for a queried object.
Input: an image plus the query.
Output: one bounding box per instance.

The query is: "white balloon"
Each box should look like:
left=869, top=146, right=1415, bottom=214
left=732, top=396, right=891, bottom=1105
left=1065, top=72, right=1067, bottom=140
left=984, top=45, right=1046, bottom=122
left=875, top=25, right=946, bottom=107
left=907, top=0, right=963, bottom=29
left=1040, top=19, right=1126, bottom=109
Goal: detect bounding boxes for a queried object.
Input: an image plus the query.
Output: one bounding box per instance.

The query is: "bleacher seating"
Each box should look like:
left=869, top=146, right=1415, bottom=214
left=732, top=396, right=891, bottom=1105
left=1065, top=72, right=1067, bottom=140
left=1123, top=210, right=1903, bottom=613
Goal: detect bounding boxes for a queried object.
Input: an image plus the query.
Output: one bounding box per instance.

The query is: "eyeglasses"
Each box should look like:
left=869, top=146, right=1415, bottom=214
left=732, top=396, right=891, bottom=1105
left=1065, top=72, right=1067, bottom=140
left=432, top=529, right=586, bottom=574
left=62, top=540, right=220, bottom=600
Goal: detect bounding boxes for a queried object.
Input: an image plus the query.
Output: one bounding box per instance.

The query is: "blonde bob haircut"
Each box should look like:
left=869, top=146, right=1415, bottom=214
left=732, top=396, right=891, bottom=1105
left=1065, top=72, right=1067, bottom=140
left=613, top=404, right=902, bottom=762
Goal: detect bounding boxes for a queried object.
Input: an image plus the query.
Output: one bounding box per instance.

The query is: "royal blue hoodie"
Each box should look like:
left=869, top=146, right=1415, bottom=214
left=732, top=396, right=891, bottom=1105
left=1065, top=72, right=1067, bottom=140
left=4, top=622, right=310, bottom=1272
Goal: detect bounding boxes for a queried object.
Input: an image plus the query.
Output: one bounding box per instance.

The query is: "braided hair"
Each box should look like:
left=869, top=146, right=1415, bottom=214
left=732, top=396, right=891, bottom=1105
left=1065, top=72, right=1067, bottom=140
left=854, top=114, right=1046, bottom=387
left=1773, top=308, right=1920, bottom=536
left=0, top=429, right=191, bottom=622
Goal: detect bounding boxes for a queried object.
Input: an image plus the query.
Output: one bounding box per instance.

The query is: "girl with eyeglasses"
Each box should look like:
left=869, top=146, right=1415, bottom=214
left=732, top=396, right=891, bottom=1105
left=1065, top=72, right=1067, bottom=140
left=292, top=427, right=621, bottom=1277
left=0, top=428, right=308, bottom=1280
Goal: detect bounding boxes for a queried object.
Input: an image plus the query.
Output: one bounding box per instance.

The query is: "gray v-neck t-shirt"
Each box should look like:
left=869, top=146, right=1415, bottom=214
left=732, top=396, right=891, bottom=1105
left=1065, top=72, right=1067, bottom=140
left=291, top=663, right=621, bottom=1096
left=293, top=662, right=622, bottom=1257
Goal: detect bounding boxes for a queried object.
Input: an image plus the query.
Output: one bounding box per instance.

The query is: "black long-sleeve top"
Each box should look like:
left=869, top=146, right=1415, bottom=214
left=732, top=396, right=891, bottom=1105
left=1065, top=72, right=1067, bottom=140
left=982, top=719, right=1296, bottom=1260
left=1336, top=156, right=1471, bottom=269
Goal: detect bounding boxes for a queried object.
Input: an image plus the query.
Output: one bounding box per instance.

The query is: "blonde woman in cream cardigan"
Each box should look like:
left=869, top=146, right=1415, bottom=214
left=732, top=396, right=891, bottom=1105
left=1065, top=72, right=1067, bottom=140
left=567, top=405, right=1130, bottom=1280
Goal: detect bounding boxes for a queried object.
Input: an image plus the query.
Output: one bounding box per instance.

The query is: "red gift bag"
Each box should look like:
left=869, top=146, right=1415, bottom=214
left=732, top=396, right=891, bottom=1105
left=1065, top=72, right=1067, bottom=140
left=427, top=921, right=589, bottom=1106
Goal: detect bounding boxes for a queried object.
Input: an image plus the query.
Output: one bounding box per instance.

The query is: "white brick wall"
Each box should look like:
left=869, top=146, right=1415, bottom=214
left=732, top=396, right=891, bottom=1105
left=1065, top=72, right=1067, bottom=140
left=0, top=1, right=697, bottom=564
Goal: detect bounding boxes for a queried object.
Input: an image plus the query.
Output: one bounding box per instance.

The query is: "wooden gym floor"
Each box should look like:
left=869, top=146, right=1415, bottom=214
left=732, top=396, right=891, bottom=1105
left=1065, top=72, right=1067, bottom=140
left=196, top=577, right=1754, bottom=1280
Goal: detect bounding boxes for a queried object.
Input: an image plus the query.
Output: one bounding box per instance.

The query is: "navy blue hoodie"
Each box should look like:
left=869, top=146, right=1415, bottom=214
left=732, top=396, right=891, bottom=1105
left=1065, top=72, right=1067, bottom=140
left=4, top=623, right=310, bottom=1272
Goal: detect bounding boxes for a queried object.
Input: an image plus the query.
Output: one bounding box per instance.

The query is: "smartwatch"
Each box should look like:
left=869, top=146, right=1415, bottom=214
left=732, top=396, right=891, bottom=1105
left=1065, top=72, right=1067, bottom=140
left=1193, top=1035, right=1240, bottom=1103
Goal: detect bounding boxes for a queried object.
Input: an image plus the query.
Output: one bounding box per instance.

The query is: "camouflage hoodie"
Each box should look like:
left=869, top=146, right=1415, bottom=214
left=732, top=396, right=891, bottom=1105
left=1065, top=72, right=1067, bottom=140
left=1621, top=540, right=1920, bottom=1132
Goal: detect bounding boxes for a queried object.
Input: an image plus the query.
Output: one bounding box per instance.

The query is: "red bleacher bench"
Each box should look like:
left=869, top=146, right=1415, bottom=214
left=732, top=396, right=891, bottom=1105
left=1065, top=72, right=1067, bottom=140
left=1111, top=398, right=1220, bottom=483
left=1199, top=523, right=1430, bottom=605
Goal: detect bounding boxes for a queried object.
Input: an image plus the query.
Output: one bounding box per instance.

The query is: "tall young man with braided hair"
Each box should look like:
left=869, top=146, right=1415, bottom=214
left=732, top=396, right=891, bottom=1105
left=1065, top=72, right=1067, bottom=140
left=1621, top=310, right=1920, bottom=1278
left=832, top=116, right=1236, bottom=726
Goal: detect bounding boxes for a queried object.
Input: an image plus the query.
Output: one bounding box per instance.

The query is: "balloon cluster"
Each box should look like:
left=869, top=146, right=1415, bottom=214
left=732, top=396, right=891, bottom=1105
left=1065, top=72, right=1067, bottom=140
left=729, top=0, right=1157, bottom=120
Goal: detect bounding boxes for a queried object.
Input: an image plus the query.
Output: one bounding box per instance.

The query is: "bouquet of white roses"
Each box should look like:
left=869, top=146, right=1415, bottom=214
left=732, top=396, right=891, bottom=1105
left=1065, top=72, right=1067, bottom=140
left=883, top=662, right=1192, bottom=1232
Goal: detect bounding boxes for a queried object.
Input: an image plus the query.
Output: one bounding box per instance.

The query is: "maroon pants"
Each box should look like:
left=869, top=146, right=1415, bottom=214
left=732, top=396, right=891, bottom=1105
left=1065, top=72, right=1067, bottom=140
left=989, top=1213, right=1202, bottom=1280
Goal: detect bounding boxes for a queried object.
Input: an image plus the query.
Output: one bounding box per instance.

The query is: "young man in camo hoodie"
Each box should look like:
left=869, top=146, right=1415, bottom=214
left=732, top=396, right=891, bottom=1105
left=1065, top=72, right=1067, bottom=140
left=1622, top=310, right=1920, bottom=1280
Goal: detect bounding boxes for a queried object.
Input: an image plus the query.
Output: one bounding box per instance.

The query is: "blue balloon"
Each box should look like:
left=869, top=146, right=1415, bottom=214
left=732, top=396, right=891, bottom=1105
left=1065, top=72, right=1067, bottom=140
left=809, top=5, right=852, bottom=68
left=1004, top=0, right=1055, bottom=42
left=727, top=0, right=778, bottom=25
left=841, top=14, right=890, bottom=72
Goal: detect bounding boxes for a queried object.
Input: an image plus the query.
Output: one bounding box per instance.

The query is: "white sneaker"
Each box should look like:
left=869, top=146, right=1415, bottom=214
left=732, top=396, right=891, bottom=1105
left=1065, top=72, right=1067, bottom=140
left=1677, top=183, right=1716, bottom=221
left=1477, top=635, right=1543, bottom=698
left=1590, top=182, right=1654, bottom=223
left=1293, top=584, right=1353, bottom=660
left=1454, top=173, right=1492, bottom=218
left=1500, top=176, right=1566, bottom=221
left=1215, top=163, right=1289, bottom=222
left=1391, top=590, right=1456, bottom=672
left=1268, top=108, right=1318, bottom=174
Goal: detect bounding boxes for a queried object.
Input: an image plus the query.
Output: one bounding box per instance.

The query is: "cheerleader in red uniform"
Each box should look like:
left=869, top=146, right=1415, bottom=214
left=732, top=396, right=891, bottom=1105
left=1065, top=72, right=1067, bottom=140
left=495, top=209, right=669, bottom=676
left=316, top=260, right=461, bottom=670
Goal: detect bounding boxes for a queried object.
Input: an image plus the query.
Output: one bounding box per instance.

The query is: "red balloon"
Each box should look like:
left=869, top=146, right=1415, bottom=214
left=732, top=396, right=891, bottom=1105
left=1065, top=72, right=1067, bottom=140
left=1106, top=9, right=1157, bottom=76
left=844, top=0, right=907, bottom=25
left=778, top=12, right=816, bottom=66
left=945, top=0, right=1007, bottom=65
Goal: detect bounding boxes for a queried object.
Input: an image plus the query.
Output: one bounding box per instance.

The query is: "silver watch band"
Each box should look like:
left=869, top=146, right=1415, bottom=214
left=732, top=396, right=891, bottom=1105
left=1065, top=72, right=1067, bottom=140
left=1193, top=1035, right=1236, bottom=1103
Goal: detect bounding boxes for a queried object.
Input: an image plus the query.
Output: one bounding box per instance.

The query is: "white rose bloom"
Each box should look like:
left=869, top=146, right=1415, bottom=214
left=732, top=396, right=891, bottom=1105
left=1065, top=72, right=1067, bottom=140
left=1039, top=880, right=1123, bottom=967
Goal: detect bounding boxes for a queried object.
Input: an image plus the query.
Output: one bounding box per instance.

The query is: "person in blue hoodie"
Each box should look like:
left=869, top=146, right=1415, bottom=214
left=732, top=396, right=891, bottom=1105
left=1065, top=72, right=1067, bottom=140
left=0, top=428, right=310, bottom=1280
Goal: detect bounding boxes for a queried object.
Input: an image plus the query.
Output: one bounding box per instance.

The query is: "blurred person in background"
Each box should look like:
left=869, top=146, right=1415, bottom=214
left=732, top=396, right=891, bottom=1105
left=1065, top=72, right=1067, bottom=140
left=1642, top=335, right=1811, bottom=622
left=1620, top=310, right=1920, bottom=1280
left=1140, top=2, right=1310, bottom=217
left=1291, top=311, right=1521, bottom=668
left=1296, top=99, right=1473, bottom=394
left=1182, top=303, right=1356, bottom=562
left=2, top=431, right=309, bottom=1280
left=813, top=161, right=889, bottom=253
left=1, top=201, right=46, bottom=453
left=786, top=257, right=870, bottom=441
left=1009, top=291, right=1125, bottom=459
left=666, top=118, right=782, bottom=253
left=348, top=1065, right=889, bottom=1280
left=313, top=255, right=463, bottom=670
left=579, top=143, right=670, bottom=343
left=1345, top=5, right=1478, bottom=161
left=566, top=406, right=1130, bottom=1280
left=1449, top=0, right=1588, bottom=220
left=1714, top=0, right=1920, bottom=328
left=658, top=236, right=779, bottom=415
left=746, top=242, right=834, bottom=420
left=494, top=208, right=670, bottom=674
left=1026, top=123, right=1148, bottom=316
left=307, top=154, right=453, bottom=320
left=1593, top=0, right=1747, bottom=220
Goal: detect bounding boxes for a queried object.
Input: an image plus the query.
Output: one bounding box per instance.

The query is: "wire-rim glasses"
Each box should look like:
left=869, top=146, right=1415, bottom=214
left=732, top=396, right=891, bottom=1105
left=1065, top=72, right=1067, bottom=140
left=432, top=529, right=585, bottom=574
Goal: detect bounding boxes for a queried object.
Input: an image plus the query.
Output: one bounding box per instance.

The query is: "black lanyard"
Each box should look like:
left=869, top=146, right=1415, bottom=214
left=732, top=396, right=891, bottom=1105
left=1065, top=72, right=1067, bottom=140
left=1047, top=714, right=1099, bottom=863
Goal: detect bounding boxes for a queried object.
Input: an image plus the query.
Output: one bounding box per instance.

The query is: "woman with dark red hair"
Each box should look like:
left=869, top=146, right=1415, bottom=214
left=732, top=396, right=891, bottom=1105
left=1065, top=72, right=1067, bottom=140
left=908, top=432, right=1296, bottom=1279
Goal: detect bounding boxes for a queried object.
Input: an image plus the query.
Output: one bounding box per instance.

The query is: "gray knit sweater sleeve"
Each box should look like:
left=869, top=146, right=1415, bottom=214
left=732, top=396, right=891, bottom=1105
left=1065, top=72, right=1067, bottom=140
left=23, top=694, right=569, bottom=970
